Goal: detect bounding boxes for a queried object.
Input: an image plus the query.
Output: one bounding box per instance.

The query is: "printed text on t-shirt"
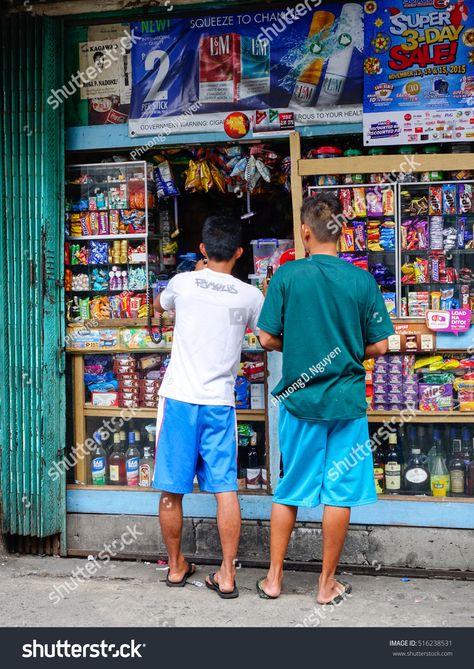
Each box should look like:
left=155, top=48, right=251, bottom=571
left=195, top=278, right=239, bottom=294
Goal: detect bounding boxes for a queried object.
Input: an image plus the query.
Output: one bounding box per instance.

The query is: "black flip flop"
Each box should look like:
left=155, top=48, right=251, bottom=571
left=205, top=572, right=239, bottom=599
left=165, top=563, right=196, bottom=588
left=256, top=577, right=279, bottom=600
left=318, top=579, right=353, bottom=606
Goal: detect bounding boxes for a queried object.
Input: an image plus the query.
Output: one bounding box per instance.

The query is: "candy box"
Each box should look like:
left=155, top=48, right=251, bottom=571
left=141, top=399, right=159, bottom=409
left=418, top=383, right=453, bottom=411
left=91, top=391, right=118, bottom=407
left=67, top=327, right=118, bottom=350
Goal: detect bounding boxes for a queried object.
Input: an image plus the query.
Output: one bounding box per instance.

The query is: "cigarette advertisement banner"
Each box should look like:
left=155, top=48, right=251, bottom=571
left=128, top=3, right=364, bottom=138
left=363, top=0, right=474, bottom=146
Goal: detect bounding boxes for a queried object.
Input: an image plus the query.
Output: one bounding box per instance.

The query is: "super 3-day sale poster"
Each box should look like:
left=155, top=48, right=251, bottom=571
left=363, top=0, right=474, bottom=146
left=128, top=3, right=365, bottom=138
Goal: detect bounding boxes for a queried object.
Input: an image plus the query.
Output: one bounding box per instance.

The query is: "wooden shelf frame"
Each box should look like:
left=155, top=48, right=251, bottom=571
left=71, top=352, right=271, bottom=489
left=289, top=130, right=474, bottom=260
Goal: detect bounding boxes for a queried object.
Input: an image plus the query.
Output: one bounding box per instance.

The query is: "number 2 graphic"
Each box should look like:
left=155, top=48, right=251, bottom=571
left=144, top=50, right=170, bottom=103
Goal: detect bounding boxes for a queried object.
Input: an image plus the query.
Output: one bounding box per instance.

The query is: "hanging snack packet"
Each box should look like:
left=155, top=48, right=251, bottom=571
left=184, top=160, right=202, bottom=193
left=200, top=161, right=213, bottom=192
left=155, top=161, right=180, bottom=198
left=209, top=163, right=227, bottom=194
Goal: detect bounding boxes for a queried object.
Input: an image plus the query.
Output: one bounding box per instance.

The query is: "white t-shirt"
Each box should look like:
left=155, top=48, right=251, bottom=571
left=159, top=268, right=264, bottom=406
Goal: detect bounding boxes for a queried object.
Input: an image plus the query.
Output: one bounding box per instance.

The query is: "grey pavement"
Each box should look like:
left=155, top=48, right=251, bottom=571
left=0, top=555, right=473, bottom=628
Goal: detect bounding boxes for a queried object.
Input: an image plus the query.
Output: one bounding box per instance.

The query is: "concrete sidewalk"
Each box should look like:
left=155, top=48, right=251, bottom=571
left=0, top=555, right=473, bottom=627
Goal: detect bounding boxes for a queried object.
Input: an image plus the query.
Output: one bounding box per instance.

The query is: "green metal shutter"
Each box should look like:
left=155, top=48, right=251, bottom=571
left=0, top=13, right=65, bottom=547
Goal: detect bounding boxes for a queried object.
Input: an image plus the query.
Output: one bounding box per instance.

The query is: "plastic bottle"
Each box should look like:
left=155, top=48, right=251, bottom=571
left=91, top=431, right=107, bottom=486
left=430, top=443, right=449, bottom=498
left=125, top=432, right=140, bottom=487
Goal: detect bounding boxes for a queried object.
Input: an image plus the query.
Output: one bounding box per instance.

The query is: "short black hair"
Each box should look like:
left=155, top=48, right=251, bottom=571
left=301, top=192, right=343, bottom=243
left=202, top=216, right=242, bottom=262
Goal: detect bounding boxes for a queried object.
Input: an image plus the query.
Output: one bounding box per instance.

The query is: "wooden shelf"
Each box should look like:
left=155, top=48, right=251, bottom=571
left=67, top=348, right=172, bottom=354
left=368, top=410, right=474, bottom=424
left=297, top=153, right=474, bottom=177
left=67, top=319, right=171, bottom=328
left=84, top=405, right=266, bottom=421
left=67, top=483, right=270, bottom=495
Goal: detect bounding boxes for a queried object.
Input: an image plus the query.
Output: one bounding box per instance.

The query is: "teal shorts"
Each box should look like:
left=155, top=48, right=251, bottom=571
left=275, top=405, right=377, bottom=509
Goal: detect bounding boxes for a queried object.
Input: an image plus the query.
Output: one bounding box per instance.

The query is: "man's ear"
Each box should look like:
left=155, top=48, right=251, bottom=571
left=200, top=242, right=207, bottom=258
left=234, top=247, right=244, bottom=261
left=301, top=224, right=311, bottom=244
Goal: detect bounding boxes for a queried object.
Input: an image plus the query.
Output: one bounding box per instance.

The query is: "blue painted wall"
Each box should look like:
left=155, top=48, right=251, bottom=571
left=67, top=488, right=474, bottom=530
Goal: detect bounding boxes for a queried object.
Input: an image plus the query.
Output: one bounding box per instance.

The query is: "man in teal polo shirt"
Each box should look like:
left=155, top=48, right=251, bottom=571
left=256, top=193, right=394, bottom=605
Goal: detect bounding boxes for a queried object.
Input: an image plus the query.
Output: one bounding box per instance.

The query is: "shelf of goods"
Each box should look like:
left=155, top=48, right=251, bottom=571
left=69, top=349, right=270, bottom=494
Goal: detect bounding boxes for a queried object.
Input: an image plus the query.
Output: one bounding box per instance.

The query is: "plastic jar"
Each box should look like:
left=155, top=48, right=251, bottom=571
left=420, top=145, right=444, bottom=182
left=343, top=149, right=365, bottom=184
left=310, top=146, right=342, bottom=186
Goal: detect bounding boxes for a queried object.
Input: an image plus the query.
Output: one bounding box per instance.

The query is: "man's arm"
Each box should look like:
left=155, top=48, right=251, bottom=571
left=153, top=293, right=166, bottom=315
left=259, top=329, right=283, bottom=353
left=365, top=338, right=389, bottom=360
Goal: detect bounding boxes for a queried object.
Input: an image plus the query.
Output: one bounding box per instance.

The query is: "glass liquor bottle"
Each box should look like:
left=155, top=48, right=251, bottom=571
left=384, top=433, right=401, bottom=494
left=449, top=439, right=466, bottom=497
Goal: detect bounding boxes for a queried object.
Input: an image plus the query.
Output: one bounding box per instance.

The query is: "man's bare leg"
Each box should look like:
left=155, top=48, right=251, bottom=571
left=317, top=505, right=351, bottom=604
left=259, top=502, right=298, bottom=598
left=207, top=492, right=241, bottom=593
left=159, top=492, right=194, bottom=582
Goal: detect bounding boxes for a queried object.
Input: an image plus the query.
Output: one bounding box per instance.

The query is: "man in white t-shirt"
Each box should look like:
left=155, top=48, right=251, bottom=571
left=153, top=216, right=264, bottom=599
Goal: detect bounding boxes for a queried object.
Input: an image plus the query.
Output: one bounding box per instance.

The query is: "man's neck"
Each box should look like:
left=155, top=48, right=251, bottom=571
left=206, top=260, right=235, bottom=275
left=306, top=242, right=338, bottom=257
